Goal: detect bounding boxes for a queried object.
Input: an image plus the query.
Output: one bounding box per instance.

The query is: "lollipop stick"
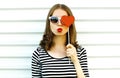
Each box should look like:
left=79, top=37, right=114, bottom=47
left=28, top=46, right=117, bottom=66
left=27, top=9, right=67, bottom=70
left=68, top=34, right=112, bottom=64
left=68, top=28, right=71, bottom=64
left=68, top=28, right=70, bottom=44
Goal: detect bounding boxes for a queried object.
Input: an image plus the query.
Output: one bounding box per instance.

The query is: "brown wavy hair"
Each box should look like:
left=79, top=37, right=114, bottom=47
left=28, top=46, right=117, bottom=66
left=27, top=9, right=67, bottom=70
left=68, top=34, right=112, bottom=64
left=39, top=4, right=80, bottom=50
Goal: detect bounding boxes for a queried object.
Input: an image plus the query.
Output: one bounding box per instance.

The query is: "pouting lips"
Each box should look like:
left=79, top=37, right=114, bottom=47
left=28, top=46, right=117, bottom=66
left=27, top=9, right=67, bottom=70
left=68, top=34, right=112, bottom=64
left=57, top=28, right=63, bottom=32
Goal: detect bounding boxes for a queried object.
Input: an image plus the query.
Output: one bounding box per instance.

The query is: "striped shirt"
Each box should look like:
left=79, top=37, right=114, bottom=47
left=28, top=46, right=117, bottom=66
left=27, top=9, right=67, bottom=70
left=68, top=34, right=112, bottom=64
left=32, top=46, right=89, bottom=78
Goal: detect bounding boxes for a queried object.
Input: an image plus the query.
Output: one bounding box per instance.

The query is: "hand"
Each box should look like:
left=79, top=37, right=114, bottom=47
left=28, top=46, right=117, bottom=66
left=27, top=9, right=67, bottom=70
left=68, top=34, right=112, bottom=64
left=66, top=44, right=78, bottom=63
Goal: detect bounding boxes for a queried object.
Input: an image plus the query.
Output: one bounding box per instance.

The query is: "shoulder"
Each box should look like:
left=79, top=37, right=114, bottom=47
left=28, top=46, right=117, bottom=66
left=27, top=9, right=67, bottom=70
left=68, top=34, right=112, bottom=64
left=76, top=46, right=87, bottom=57
left=32, top=46, right=45, bottom=56
left=76, top=46, right=86, bottom=53
left=35, top=46, right=45, bottom=52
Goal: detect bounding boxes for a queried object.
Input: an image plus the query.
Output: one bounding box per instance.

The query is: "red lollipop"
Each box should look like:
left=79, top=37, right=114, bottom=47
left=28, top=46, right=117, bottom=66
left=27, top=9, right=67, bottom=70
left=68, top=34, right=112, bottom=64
left=60, top=16, right=75, bottom=27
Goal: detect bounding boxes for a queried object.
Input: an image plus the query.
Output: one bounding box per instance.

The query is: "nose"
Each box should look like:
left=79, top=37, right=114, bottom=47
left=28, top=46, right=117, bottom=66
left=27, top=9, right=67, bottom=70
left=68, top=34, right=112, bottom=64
left=58, top=20, right=62, bottom=26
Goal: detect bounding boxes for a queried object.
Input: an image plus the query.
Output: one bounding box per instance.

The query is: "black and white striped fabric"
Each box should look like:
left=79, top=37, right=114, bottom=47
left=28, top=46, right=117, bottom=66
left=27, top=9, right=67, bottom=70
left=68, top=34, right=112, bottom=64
left=32, top=46, right=89, bottom=78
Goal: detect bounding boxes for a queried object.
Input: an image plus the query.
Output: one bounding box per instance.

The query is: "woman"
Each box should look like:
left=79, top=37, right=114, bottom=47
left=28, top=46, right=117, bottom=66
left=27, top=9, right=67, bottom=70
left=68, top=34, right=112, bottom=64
left=32, top=4, right=89, bottom=78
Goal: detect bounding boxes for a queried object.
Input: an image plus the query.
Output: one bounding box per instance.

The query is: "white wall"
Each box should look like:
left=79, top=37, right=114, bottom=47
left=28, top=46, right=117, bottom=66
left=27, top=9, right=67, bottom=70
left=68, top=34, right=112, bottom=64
left=0, top=0, right=120, bottom=78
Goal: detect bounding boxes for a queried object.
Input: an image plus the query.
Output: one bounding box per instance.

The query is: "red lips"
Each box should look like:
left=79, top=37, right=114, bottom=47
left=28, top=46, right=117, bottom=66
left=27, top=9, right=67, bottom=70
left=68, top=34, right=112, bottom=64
left=57, top=28, right=62, bottom=32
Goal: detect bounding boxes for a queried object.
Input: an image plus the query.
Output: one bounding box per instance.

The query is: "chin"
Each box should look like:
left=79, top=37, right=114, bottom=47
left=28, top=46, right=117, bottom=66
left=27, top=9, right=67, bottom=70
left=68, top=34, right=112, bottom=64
left=53, top=32, right=66, bottom=36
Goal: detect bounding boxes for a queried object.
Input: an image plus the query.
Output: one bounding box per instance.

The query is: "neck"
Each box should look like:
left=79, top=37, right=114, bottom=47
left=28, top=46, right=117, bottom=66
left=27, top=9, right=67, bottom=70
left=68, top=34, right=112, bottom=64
left=54, top=35, right=66, bottom=45
left=48, top=35, right=67, bottom=58
left=51, top=35, right=66, bottom=51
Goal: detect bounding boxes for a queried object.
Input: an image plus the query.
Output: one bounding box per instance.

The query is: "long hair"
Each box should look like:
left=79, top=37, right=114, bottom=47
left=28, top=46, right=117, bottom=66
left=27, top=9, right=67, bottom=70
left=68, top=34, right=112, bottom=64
left=40, top=4, right=79, bottom=50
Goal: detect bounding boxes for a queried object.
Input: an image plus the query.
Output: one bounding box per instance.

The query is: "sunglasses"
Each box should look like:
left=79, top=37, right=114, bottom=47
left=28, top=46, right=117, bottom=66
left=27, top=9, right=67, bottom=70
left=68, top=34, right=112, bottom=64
left=49, top=16, right=75, bottom=27
left=49, top=16, right=61, bottom=23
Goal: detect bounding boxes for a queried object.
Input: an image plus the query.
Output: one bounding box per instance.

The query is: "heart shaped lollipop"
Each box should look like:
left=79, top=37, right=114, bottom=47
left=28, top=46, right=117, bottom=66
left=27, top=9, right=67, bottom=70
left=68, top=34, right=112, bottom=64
left=60, top=16, right=75, bottom=27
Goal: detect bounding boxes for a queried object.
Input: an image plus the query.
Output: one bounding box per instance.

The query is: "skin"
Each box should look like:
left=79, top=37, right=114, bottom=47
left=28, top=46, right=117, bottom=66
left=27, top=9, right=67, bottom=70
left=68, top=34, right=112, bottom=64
left=48, top=9, right=86, bottom=78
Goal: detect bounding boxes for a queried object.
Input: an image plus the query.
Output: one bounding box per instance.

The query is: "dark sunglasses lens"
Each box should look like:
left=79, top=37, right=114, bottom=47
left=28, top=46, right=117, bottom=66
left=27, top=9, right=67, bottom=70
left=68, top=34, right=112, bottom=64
left=50, top=17, right=58, bottom=23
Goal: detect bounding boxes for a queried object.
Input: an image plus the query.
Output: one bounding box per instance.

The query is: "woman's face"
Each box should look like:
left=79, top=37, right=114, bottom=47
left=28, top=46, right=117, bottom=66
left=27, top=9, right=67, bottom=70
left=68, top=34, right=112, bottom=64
left=50, top=9, right=69, bottom=36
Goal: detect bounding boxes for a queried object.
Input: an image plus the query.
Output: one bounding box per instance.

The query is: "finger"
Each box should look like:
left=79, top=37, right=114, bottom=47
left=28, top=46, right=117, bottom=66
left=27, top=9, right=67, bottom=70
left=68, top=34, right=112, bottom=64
left=66, top=44, right=73, bottom=48
left=66, top=51, right=71, bottom=57
left=66, top=49, right=73, bottom=57
left=66, top=48, right=71, bottom=52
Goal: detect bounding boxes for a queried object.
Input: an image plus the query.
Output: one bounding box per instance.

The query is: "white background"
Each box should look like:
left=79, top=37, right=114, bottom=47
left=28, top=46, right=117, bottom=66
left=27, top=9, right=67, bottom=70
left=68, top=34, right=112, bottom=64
left=0, top=0, right=120, bottom=78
